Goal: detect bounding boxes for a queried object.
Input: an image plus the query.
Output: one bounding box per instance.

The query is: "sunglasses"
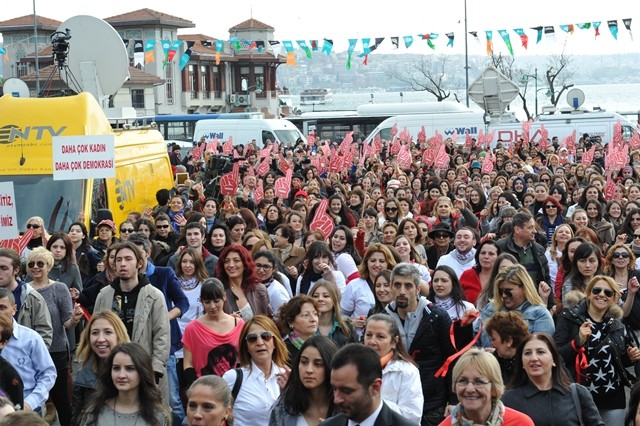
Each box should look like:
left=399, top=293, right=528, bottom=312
left=27, top=261, right=46, bottom=269
left=634, top=235, right=640, bottom=240
left=498, top=288, right=515, bottom=298
left=385, top=207, right=398, bottom=212
left=433, top=233, right=450, bottom=239
left=26, top=224, right=41, bottom=229
left=245, top=332, right=273, bottom=343
left=156, top=224, right=170, bottom=229
left=120, top=228, right=135, bottom=234
left=612, top=252, right=630, bottom=259
left=544, top=205, right=557, bottom=209
left=591, top=287, right=614, bottom=298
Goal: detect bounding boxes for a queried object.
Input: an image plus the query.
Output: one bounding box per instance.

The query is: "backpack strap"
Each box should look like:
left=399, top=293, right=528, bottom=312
left=570, top=383, right=584, bottom=426
left=231, top=368, right=243, bottom=401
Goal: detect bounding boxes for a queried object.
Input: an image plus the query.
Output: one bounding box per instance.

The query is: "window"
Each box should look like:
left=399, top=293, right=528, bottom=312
left=131, top=89, right=145, bottom=109
left=189, top=65, right=198, bottom=98
left=165, top=65, right=173, bottom=105
left=200, top=65, right=210, bottom=98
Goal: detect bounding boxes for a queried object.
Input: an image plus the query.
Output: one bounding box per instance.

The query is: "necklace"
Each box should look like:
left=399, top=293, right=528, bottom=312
left=113, top=399, right=140, bottom=426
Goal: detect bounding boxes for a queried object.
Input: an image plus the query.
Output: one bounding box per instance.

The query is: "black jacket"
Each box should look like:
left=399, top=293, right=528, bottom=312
left=319, top=401, right=418, bottom=426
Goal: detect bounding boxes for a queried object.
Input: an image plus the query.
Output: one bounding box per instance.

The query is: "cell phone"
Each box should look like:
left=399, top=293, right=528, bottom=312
left=176, top=173, right=188, bottom=185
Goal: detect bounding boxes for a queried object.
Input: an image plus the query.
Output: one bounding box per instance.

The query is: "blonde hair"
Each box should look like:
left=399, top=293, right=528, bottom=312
left=76, top=310, right=130, bottom=368
left=431, top=196, right=453, bottom=217
left=27, top=246, right=54, bottom=269
left=358, top=244, right=397, bottom=281
left=548, top=224, right=574, bottom=262
left=493, top=264, right=544, bottom=310
left=604, top=244, right=636, bottom=275
left=586, top=275, right=621, bottom=306
left=452, top=348, right=504, bottom=399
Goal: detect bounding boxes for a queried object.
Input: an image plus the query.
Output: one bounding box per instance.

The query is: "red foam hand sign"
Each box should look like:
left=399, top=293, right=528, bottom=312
left=423, top=147, right=436, bottom=166
left=0, top=228, right=34, bottom=253
left=219, top=163, right=239, bottom=195
left=254, top=179, right=264, bottom=205
left=522, top=120, right=532, bottom=147
left=390, top=124, right=398, bottom=139
left=630, top=129, right=640, bottom=151
left=192, top=146, right=202, bottom=160
left=339, top=131, right=353, bottom=154
left=451, top=130, right=458, bottom=146
left=222, top=137, right=233, bottom=155
left=434, top=144, right=450, bottom=169
left=258, top=147, right=271, bottom=159
left=307, top=130, right=316, bottom=145
left=614, top=121, right=624, bottom=146
left=278, top=153, right=291, bottom=174
left=310, top=199, right=334, bottom=240
left=481, top=152, right=494, bottom=174
left=397, top=144, right=412, bottom=169
left=605, top=179, right=616, bottom=199
left=417, top=126, right=427, bottom=143
left=321, top=143, right=331, bottom=158
left=255, top=157, right=271, bottom=177
left=373, top=134, right=382, bottom=154
left=465, top=132, right=473, bottom=149
left=390, top=138, right=401, bottom=155
left=582, top=145, right=595, bottom=166
left=207, top=140, right=218, bottom=152
left=329, top=156, right=342, bottom=173
left=274, top=169, right=293, bottom=199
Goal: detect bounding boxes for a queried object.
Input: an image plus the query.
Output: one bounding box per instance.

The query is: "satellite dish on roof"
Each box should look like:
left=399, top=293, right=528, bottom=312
left=56, top=15, right=129, bottom=107
left=566, top=88, right=585, bottom=110
left=3, top=78, right=30, bottom=98
left=468, top=66, right=520, bottom=119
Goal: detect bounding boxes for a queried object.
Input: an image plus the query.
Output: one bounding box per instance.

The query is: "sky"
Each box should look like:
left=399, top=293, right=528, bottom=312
left=2, top=0, right=639, bottom=56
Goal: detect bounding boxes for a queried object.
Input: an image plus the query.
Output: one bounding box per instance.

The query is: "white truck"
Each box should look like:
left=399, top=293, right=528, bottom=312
left=193, top=118, right=305, bottom=147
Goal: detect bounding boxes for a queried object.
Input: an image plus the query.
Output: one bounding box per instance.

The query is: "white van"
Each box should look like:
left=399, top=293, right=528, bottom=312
left=488, top=110, right=637, bottom=148
left=193, top=118, right=305, bottom=147
left=364, top=112, right=486, bottom=144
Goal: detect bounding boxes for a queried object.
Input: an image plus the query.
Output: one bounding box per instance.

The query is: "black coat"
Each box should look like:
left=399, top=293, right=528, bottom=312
left=319, top=401, right=419, bottom=426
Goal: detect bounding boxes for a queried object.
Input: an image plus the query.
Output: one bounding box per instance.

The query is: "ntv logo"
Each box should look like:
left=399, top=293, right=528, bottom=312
left=0, top=125, right=67, bottom=144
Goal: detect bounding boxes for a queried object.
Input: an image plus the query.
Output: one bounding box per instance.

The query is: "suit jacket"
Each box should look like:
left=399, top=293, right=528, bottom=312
left=319, top=402, right=419, bottom=426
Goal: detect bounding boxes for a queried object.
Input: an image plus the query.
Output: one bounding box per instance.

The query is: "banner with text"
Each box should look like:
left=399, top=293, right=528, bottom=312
left=53, top=135, right=116, bottom=181
left=0, top=182, right=18, bottom=240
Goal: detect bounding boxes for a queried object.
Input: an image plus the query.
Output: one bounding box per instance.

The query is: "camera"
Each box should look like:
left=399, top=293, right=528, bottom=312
left=50, top=29, right=72, bottom=67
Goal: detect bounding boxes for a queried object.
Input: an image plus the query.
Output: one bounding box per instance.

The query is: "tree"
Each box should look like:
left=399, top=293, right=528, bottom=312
left=388, top=55, right=461, bottom=102
left=545, top=47, right=575, bottom=108
left=487, top=52, right=537, bottom=120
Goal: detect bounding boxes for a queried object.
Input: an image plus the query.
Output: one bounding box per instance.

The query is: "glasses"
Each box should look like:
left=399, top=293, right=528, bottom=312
left=591, top=287, right=614, bottom=298
left=26, top=224, right=41, bottom=229
left=498, top=288, right=516, bottom=298
left=633, top=235, right=640, bottom=240
left=255, top=263, right=273, bottom=270
left=156, top=224, right=170, bottom=229
left=385, top=207, right=398, bottom=212
left=612, top=252, right=630, bottom=259
left=545, top=205, right=557, bottom=209
left=456, top=378, right=491, bottom=388
left=541, top=178, right=550, bottom=182
left=632, top=217, right=640, bottom=222
left=120, top=228, right=135, bottom=234
left=434, top=233, right=449, bottom=239
left=27, top=261, right=46, bottom=269
left=245, top=332, right=273, bottom=343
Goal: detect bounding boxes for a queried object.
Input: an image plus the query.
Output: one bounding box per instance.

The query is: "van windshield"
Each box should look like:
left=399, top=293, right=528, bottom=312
left=9, top=175, right=84, bottom=233
left=274, top=129, right=303, bottom=145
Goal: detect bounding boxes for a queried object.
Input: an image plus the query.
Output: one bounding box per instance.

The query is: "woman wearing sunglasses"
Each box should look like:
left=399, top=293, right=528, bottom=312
left=480, top=264, right=554, bottom=348
left=378, top=198, right=402, bottom=227
left=222, top=315, right=289, bottom=426
left=21, top=216, right=50, bottom=263
left=555, top=276, right=640, bottom=424
left=537, top=197, right=565, bottom=247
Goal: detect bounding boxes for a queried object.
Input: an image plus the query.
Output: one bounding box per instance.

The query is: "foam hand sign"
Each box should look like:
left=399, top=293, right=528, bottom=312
left=307, top=130, right=316, bottom=145
left=207, top=140, right=218, bottom=152
left=522, top=120, right=532, bottom=147
left=451, top=130, right=458, bottom=146
left=630, top=129, right=640, bottom=151
left=274, top=169, right=293, bottom=198
left=605, top=177, right=616, bottom=199
left=417, top=126, right=427, bottom=143
left=434, top=144, right=450, bottom=169
left=329, top=155, right=343, bottom=173
left=219, top=162, right=240, bottom=195
left=582, top=145, right=596, bottom=166
left=390, top=123, right=398, bottom=139
left=397, top=144, right=412, bottom=169
left=0, top=228, right=34, bottom=253
left=192, top=146, right=202, bottom=160
left=538, top=125, right=548, bottom=151
left=481, top=152, right=494, bottom=174
left=613, top=121, right=624, bottom=147
left=222, top=137, right=234, bottom=155
left=465, top=131, right=473, bottom=149
left=339, top=131, right=354, bottom=154
left=390, top=138, right=401, bottom=155
left=258, top=147, right=271, bottom=159
left=373, top=134, right=383, bottom=154
left=254, top=179, right=264, bottom=205
left=256, top=157, right=271, bottom=177
left=278, top=153, right=291, bottom=174
left=309, top=199, right=334, bottom=240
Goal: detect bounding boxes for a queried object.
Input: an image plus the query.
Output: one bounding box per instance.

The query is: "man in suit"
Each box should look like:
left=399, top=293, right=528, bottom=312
left=320, top=344, right=417, bottom=426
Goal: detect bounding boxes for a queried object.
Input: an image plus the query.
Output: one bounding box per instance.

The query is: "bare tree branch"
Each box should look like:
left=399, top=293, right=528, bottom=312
left=387, top=55, right=454, bottom=101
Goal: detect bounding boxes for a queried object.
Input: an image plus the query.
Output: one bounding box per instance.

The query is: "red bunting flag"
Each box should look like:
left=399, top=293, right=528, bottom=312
left=219, top=162, right=240, bottom=195
left=309, top=199, right=334, bottom=239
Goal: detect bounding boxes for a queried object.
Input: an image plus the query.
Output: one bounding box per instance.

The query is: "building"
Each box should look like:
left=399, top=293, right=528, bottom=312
left=0, top=9, right=287, bottom=117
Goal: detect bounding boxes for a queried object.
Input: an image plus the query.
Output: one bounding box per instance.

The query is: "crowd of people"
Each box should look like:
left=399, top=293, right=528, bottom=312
left=4, top=131, right=640, bottom=425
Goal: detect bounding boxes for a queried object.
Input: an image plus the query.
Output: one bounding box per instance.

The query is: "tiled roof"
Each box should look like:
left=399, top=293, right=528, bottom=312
left=20, top=65, right=164, bottom=86
left=229, top=18, right=274, bottom=31
left=0, top=15, right=61, bottom=31
left=177, top=34, right=237, bottom=60
left=105, top=8, right=195, bottom=28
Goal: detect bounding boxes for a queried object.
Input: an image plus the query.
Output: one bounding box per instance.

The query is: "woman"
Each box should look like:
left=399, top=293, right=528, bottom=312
left=605, top=244, right=640, bottom=294
left=394, top=235, right=431, bottom=283
left=269, top=336, right=338, bottom=426
left=201, top=197, right=219, bottom=234
left=480, top=264, right=554, bottom=348
left=537, top=196, right=565, bottom=246
left=323, top=194, right=356, bottom=228
left=254, top=250, right=291, bottom=315
left=585, top=199, right=615, bottom=249
left=72, top=311, right=130, bottom=426
left=360, top=207, right=383, bottom=249
left=27, top=247, right=84, bottom=426
left=562, top=242, right=603, bottom=304
left=364, top=314, right=423, bottom=424
left=182, top=278, right=244, bottom=384
left=261, top=204, right=284, bottom=236
left=186, top=375, right=232, bottom=426
left=273, top=225, right=306, bottom=280
left=119, top=220, right=136, bottom=242
left=329, top=226, right=361, bottom=284
left=460, top=240, right=500, bottom=306
left=92, top=219, right=118, bottom=258
left=342, top=244, right=397, bottom=332
left=168, top=195, right=187, bottom=233
left=430, top=196, right=479, bottom=232
left=296, top=242, right=345, bottom=295
left=226, top=216, right=246, bottom=246
left=68, top=222, right=101, bottom=285
left=426, top=224, right=455, bottom=273
left=205, top=223, right=232, bottom=258
left=439, top=348, right=534, bottom=425
left=285, top=211, right=306, bottom=248
left=222, top=316, right=289, bottom=426
left=369, top=270, right=394, bottom=316
left=544, top=224, right=574, bottom=288
left=381, top=222, right=398, bottom=245
left=278, top=295, right=319, bottom=362
left=555, top=276, right=640, bottom=424
left=571, top=208, right=590, bottom=233
left=46, top=232, right=82, bottom=297
left=80, top=342, right=169, bottom=426
left=398, top=218, right=427, bottom=260
left=309, top=280, right=358, bottom=348
left=378, top=198, right=402, bottom=227
left=484, top=311, right=530, bottom=386
left=502, top=333, right=605, bottom=426
left=21, top=216, right=49, bottom=262
left=627, top=382, right=640, bottom=426
left=429, top=265, right=475, bottom=322
left=604, top=200, right=625, bottom=233
left=216, top=246, right=271, bottom=320
left=79, top=245, right=119, bottom=314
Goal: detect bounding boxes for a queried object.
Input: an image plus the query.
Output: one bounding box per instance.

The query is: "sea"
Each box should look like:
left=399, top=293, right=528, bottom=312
left=290, top=83, right=640, bottom=123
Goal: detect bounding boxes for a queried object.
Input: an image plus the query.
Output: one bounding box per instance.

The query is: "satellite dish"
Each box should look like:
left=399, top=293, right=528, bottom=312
left=57, top=15, right=129, bottom=107
left=468, top=66, right=520, bottom=118
left=3, top=78, right=30, bottom=98
left=566, top=88, right=585, bottom=110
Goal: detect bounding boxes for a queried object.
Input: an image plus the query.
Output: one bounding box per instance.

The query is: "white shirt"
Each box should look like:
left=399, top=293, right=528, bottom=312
left=223, top=361, right=285, bottom=426
left=348, top=400, right=383, bottom=426
left=295, top=269, right=346, bottom=295
left=334, top=253, right=359, bottom=281
left=436, top=252, right=476, bottom=278
left=265, top=278, right=291, bottom=315
left=381, top=359, right=423, bottom=424
left=340, top=278, right=375, bottom=332
left=175, top=283, right=202, bottom=359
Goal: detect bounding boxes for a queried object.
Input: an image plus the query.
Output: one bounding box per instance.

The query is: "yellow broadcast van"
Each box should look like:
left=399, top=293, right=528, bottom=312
left=0, top=92, right=174, bottom=232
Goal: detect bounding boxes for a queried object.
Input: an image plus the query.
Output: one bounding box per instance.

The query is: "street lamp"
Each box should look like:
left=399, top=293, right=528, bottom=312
left=464, top=0, right=469, bottom=107
left=33, top=0, right=40, bottom=95
left=520, top=67, right=539, bottom=116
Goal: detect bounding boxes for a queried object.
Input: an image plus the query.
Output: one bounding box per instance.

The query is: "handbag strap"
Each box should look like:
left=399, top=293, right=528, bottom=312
left=570, top=383, right=584, bottom=426
left=231, top=368, right=243, bottom=401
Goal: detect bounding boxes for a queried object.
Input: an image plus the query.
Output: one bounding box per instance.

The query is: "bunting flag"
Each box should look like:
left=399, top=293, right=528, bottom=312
left=322, top=38, right=333, bottom=55
left=215, top=40, right=224, bottom=65
left=369, top=37, right=385, bottom=53
left=403, top=35, right=413, bottom=48
left=498, top=30, right=513, bottom=56
left=420, top=33, right=438, bottom=49
left=469, top=31, right=480, bottom=44
left=593, top=21, right=601, bottom=37
left=144, top=39, right=156, bottom=63
left=559, top=24, right=575, bottom=34
left=228, top=37, right=241, bottom=50
left=200, top=40, right=213, bottom=47
left=346, top=39, right=358, bottom=70
left=255, top=40, right=265, bottom=53
left=179, top=41, right=195, bottom=71
left=446, top=32, right=454, bottom=47
left=485, top=30, right=493, bottom=55
left=544, top=26, right=556, bottom=42
left=269, top=40, right=283, bottom=58
left=513, top=28, right=528, bottom=48
left=361, top=38, right=371, bottom=55
left=576, top=22, right=592, bottom=30
left=623, top=18, right=633, bottom=39
left=167, top=39, right=183, bottom=63
left=310, top=40, right=319, bottom=51
left=133, top=40, right=144, bottom=67
left=391, top=37, right=399, bottom=49
left=531, top=26, right=543, bottom=43
left=161, top=39, right=171, bottom=68
left=608, top=20, right=619, bottom=39
left=297, top=40, right=312, bottom=58
left=0, top=46, right=6, bottom=63
left=283, top=40, right=296, bottom=67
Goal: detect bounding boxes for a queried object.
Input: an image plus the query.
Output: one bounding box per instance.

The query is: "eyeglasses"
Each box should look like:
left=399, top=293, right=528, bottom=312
left=541, top=178, right=550, bottom=182
left=612, top=252, right=630, bottom=259
left=27, top=261, right=46, bottom=269
left=545, top=205, right=557, bottom=209
left=498, top=288, right=515, bottom=298
left=156, top=224, right=170, bottom=229
left=456, top=378, right=491, bottom=388
left=255, top=263, right=273, bottom=270
left=26, top=224, right=41, bottom=229
left=245, top=332, right=273, bottom=343
left=120, top=228, right=135, bottom=234
left=633, top=235, right=640, bottom=240
left=591, top=287, right=614, bottom=298
left=434, top=233, right=449, bottom=239
left=385, top=207, right=398, bottom=212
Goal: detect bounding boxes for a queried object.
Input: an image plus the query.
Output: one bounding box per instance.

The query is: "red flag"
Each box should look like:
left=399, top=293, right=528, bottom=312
left=582, top=145, right=596, bottom=166
left=274, top=169, right=293, bottom=199
left=219, top=162, right=240, bottom=195
left=255, top=157, right=271, bottom=177
left=254, top=179, right=264, bottom=205
left=222, top=138, right=233, bottom=155
left=309, top=199, right=334, bottom=239
left=0, top=228, right=34, bottom=253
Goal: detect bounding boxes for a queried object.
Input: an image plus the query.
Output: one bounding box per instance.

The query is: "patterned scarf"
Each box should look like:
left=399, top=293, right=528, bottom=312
left=453, top=248, right=476, bottom=265
left=450, top=399, right=505, bottom=426
left=435, top=296, right=456, bottom=313
left=179, top=276, right=199, bottom=291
